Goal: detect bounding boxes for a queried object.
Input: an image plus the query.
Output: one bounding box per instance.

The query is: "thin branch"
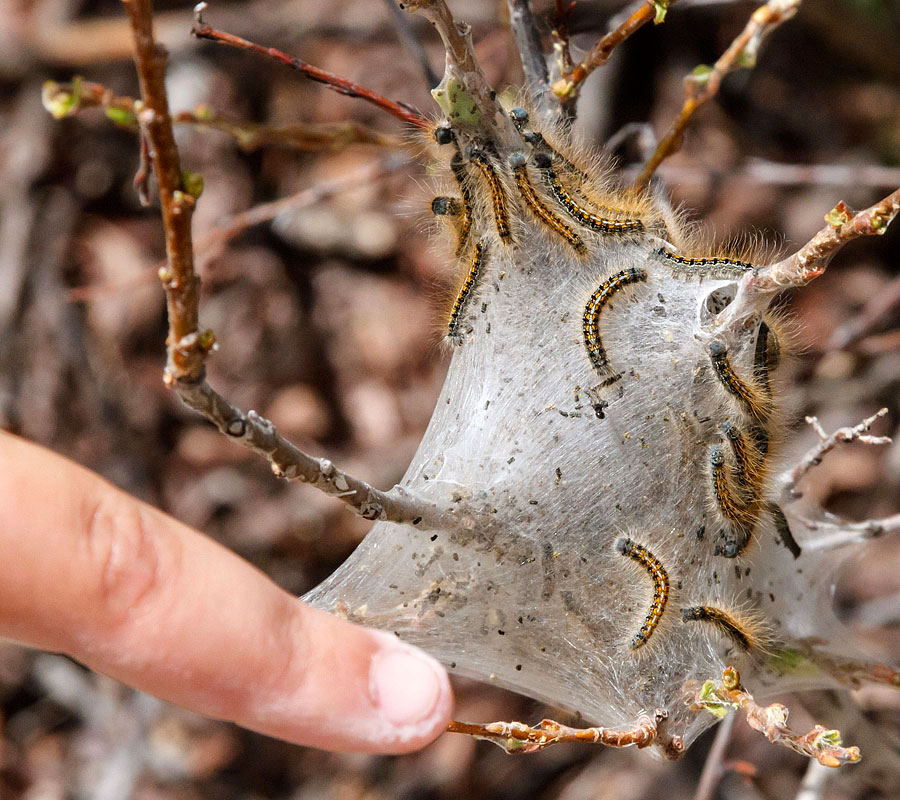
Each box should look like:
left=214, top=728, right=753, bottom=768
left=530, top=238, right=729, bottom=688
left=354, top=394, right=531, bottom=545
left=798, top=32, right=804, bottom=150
left=551, top=0, right=576, bottom=79
left=120, top=0, right=445, bottom=529
left=555, top=1, right=677, bottom=109
left=693, top=667, right=861, bottom=768
left=633, top=0, right=799, bottom=190
left=43, top=79, right=405, bottom=151
left=67, top=159, right=406, bottom=303
left=190, top=3, right=430, bottom=130
left=382, top=0, right=440, bottom=89
left=799, top=646, right=900, bottom=691
left=446, top=709, right=685, bottom=759
left=782, top=409, right=891, bottom=500
left=751, top=187, right=900, bottom=291
left=692, top=711, right=736, bottom=800
left=122, top=0, right=201, bottom=375
left=506, top=0, right=554, bottom=119
left=799, top=513, right=900, bottom=553
left=829, top=267, right=900, bottom=352
left=795, top=760, right=832, bottom=800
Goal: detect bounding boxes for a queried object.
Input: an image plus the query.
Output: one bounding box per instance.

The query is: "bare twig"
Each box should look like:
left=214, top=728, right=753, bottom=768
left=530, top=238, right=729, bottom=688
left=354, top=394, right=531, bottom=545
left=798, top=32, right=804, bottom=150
left=191, top=3, right=430, bottom=130
left=800, top=513, right=900, bottom=552
left=796, top=759, right=832, bottom=800
left=828, top=270, right=900, bottom=351
left=506, top=0, right=553, bottom=119
left=446, top=709, right=684, bottom=759
left=633, top=0, right=799, bottom=189
left=120, top=0, right=445, bottom=528
left=551, top=0, right=575, bottom=79
left=43, top=79, right=404, bottom=151
left=382, top=0, right=440, bottom=88
left=782, top=409, right=891, bottom=500
left=554, top=1, right=674, bottom=109
left=749, top=187, right=900, bottom=292
left=692, top=711, right=736, bottom=800
left=693, top=667, right=861, bottom=768
left=800, top=647, right=900, bottom=691
left=67, top=159, right=406, bottom=303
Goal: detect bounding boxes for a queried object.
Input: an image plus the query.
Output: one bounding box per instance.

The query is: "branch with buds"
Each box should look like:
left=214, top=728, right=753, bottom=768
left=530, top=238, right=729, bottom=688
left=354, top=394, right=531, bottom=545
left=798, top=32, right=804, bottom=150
left=693, top=667, right=861, bottom=768
left=447, top=710, right=684, bottom=759
left=634, top=0, right=799, bottom=189
left=119, top=0, right=446, bottom=529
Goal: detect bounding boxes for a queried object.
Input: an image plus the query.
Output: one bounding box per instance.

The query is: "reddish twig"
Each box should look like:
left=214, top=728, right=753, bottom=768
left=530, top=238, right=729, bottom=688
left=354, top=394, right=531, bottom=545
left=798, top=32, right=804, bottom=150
left=799, top=646, right=900, bottom=691
left=447, top=709, right=684, bottom=758
left=122, top=0, right=202, bottom=379
left=693, top=667, right=861, bottom=768
left=633, top=0, right=799, bottom=190
left=782, top=409, right=890, bottom=500
left=190, top=3, right=429, bottom=130
left=118, top=0, right=445, bottom=528
left=554, top=0, right=675, bottom=108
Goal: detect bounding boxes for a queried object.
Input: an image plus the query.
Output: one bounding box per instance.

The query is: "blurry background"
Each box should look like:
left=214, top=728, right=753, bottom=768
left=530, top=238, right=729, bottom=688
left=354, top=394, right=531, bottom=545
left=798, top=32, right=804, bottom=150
left=1, top=0, right=899, bottom=797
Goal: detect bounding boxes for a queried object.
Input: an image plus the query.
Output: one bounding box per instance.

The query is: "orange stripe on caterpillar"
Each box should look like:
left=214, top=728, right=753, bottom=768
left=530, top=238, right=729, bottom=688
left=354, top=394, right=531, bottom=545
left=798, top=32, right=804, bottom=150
left=720, top=421, right=766, bottom=504
left=615, top=537, right=669, bottom=651
left=532, top=152, right=644, bottom=234
left=709, top=340, right=772, bottom=422
left=583, top=268, right=647, bottom=385
left=710, top=444, right=757, bottom=558
left=447, top=239, right=487, bottom=344
left=508, top=153, right=585, bottom=252
left=449, top=154, right=474, bottom=256
left=466, top=146, right=512, bottom=242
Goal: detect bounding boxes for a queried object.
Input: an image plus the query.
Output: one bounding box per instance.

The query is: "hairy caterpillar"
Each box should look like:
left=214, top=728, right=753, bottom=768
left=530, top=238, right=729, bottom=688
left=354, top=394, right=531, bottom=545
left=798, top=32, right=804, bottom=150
left=615, top=537, right=670, bottom=651
left=582, top=268, right=647, bottom=384
left=508, top=152, right=585, bottom=252
left=447, top=239, right=487, bottom=344
left=680, top=605, right=770, bottom=652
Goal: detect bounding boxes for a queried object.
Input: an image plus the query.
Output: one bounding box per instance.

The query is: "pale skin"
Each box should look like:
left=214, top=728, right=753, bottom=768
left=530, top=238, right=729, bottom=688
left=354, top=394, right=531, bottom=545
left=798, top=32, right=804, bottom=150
left=0, top=430, right=453, bottom=754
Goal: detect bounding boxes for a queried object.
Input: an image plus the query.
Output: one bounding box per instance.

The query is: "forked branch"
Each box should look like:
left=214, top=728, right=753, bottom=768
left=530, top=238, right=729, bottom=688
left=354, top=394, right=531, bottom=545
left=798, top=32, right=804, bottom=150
left=693, top=667, right=860, bottom=768
left=634, top=0, right=799, bottom=189
left=447, top=709, right=684, bottom=759
left=782, top=409, right=891, bottom=500
left=119, top=0, right=446, bottom=528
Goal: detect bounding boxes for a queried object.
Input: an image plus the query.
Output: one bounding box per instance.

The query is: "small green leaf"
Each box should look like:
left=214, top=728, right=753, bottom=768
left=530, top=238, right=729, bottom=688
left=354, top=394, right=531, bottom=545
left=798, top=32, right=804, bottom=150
left=825, top=206, right=852, bottom=228
left=105, top=106, right=137, bottom=127
left=690, top=64, right=714, bottom=88
left=181, top=170, right=204, bottom=199
left=42, top=76, right=84, bottom=119
left=431, top=77, right=481, bottom=127
left=652, top=0, right=670, bottom=24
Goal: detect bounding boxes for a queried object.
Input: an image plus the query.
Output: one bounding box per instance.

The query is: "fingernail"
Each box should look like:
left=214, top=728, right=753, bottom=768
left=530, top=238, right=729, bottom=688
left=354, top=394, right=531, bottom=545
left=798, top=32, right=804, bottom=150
left=370, top=644, right=445, bottom=728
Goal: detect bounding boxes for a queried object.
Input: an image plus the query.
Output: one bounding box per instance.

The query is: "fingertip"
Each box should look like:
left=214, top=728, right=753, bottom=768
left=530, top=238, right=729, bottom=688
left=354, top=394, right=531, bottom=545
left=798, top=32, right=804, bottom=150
left=366, top=631, right=454, bottom=753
